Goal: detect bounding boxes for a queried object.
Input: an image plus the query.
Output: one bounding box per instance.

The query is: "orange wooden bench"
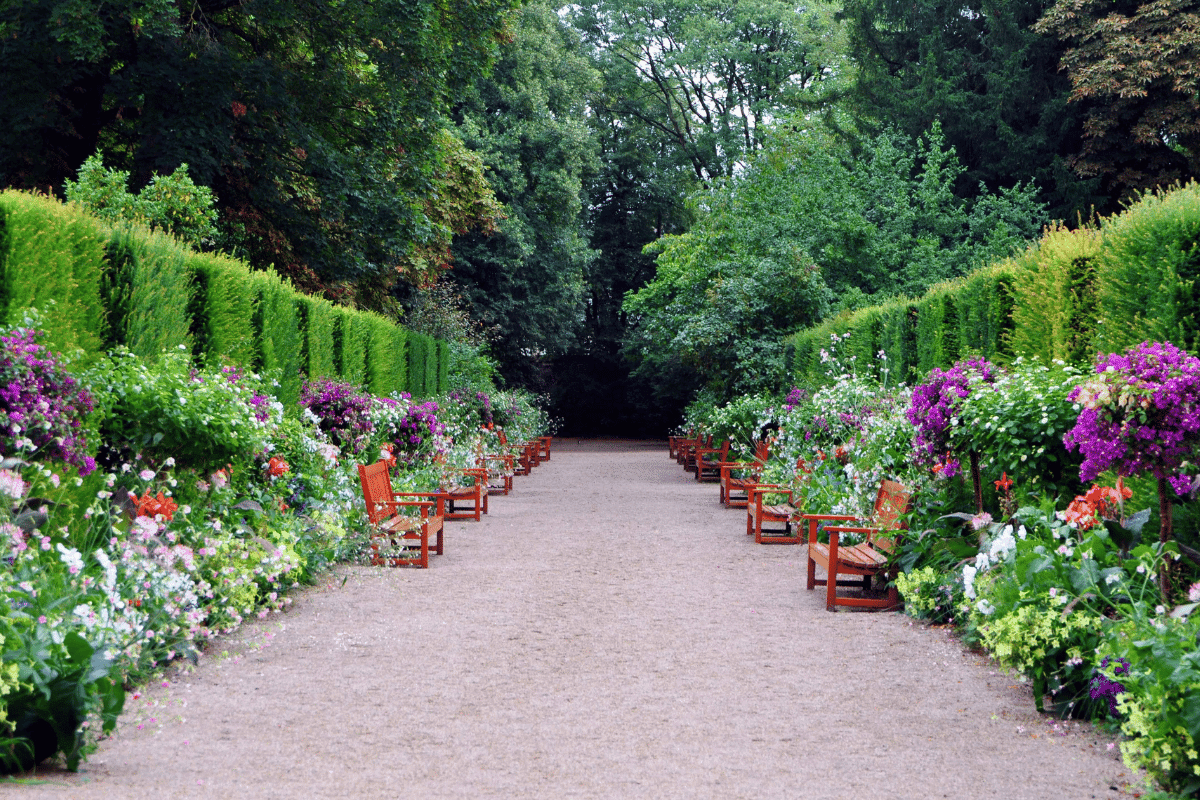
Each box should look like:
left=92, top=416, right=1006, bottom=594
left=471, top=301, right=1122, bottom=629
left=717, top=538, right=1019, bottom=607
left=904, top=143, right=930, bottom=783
left=358, top=460, right=444, bottom=568
left=694, top=438, right=731, bottom=481
left=718, top=440, right=771, bottom=507
left=745, top=483, right=803, bottom=544
left=804, top=479, right=912, bottom=611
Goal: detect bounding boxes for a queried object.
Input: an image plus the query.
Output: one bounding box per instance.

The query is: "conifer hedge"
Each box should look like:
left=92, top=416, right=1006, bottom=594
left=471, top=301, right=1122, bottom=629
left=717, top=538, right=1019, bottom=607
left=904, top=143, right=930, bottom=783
left=786, top=182, right=1200, bottom=385
left=0, top=191, right=447, bottom=401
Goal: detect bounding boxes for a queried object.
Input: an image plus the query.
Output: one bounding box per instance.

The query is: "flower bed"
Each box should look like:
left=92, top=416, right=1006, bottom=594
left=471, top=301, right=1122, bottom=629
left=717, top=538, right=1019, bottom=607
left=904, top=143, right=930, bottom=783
left=686, top=336, right=1200, bottom=796
left=0, top=317, right=551, bottom=773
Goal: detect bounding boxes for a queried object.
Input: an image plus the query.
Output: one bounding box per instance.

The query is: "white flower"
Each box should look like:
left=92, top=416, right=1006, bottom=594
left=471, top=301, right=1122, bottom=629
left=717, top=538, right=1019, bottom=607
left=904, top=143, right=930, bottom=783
left=963, top=565, right=978, bottom=600
left=1155, top=605, right=1166, bottom=616
left=975, top=599, right=996, bottom=616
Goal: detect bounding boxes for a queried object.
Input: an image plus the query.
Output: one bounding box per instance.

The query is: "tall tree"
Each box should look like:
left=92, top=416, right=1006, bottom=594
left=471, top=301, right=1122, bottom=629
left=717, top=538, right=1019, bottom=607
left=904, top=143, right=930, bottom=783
left=447, top=0, right=600, bottom=389
left=0, top=0, right=514, bottom=293
left=841, top=0, right=1106, bottom=220
left=1033, top=0, right=1200, bottom=198
left=624, top=121, right=1046, bottom=399
left=572, top=0, right=847, bottom=183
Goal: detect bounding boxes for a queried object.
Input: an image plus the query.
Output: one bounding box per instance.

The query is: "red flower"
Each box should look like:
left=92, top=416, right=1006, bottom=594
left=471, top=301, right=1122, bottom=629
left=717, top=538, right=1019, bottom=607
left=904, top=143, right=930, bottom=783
left=994, top=472, right=1013, bottom=492
left=267, top=456, right=290, bottom=477
left=135, top=491, right=178, bottom=521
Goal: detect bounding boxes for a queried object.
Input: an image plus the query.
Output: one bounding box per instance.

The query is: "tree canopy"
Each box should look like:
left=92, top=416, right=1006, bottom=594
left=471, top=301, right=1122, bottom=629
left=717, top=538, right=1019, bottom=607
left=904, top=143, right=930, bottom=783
left=0, top=0, right=516, bottom=292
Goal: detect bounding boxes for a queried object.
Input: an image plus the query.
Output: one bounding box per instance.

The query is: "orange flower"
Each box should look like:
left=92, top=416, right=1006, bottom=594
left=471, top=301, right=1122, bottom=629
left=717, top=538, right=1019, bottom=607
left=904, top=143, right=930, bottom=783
left=1062, top=497, right=1098, bottom=530
left=135, top=490, right=179, bottom=521
left=267, top=456, right=290, bottom=477
left=994, top=472, right=1013, bottom=492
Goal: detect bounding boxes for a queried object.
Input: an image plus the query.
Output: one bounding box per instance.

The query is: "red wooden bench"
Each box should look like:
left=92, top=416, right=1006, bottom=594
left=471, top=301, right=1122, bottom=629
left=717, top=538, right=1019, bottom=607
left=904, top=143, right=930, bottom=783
left=437, top=466, right=488, bottom=522
left=718, top=440, right=771, bottom=507
left=745, top=483, right=803, bottom=544
left=694, top=439, right=731, bottom=481
left=358, top=460, right=445, bottom=568
left=804, top=479, right=912, bottom=611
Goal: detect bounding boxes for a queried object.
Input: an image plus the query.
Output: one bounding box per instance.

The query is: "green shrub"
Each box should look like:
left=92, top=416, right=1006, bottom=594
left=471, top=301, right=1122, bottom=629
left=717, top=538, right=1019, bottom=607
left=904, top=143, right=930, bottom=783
left=363, top=313, right=404, bottom=396
left=249, top=270, right=303, bottom=408
left=64, top=154, right=218, bottom=248
left=914, top=287, right=959, bottom=375
left=1094, top=182, right=1200, bottom=354
left=298, top=295, right=337, bottom=379
left=189, top=253, right=256, bottom=366
left=0, top=191, right=108, bottom=356
left=335, top=310, right=368, bottom=386
left=407, top=332, right=430, bottom=396
left=1009, top=223, right=1104, bottom=364
left=102, top=225, right=193, bottom=357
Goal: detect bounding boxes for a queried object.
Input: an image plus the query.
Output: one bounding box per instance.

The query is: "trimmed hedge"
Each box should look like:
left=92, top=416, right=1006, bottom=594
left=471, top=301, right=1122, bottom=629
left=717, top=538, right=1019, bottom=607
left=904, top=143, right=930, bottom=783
left=787, top=182, right=1200, bottom=385
left=0, top=190, right=108, bottom=357
left=788, top=263, right=1016, bottom=385
left=0, top=191, right=447, bottom=401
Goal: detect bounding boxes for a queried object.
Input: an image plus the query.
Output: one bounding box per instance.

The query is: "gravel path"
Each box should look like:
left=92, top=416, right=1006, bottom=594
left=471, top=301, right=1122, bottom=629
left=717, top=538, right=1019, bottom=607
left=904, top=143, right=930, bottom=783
left=10, top=439, right=1137, bottom=799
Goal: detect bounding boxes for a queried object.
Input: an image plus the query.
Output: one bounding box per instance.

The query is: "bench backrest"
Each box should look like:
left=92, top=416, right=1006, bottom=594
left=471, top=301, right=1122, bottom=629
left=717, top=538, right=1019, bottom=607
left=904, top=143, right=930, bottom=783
left=872, top=478, right=914, bottom=535
left=358, top=460, right=395, bottom=525
left=753, top=439, right=771, bottom=462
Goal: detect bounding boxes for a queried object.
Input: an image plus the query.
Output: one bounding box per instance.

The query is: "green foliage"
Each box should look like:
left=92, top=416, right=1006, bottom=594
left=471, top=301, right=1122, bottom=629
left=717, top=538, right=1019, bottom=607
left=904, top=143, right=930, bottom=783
left=64, top=154, right=218, bottom=247
left=787, top=263, right=1017, bottom=386
left=249, top=271, right=303, bottom=409
left=1034, top=0, right=1200, bottom=200
left=188, top=253, right=256, bottom=367
left=1101, top=610, right=1200, bottom=796
left=2, top=0, right=518, bottom=292
left=1093, top=183, right=1200, bottom=355
left=298, top=296, right=338, bottom=380
left=573, top=0, right=847, bottom=182
left=842, top=0, right=1105, bottom=221
left=102, top=226, right=193, bottom=357
left=952, top=358, right=1086, bottom=498
left=450, top=0, right=597, bottom=388
left=1009, top=224, right=1104, bottom=364
left=85, top=349, right=279, bottom=472
left=407, top=332, right=432, bottom=397
left=334, top=312, right=368, bottom=388
left=895, top=566, right=960, bottom=624
left=363, top=314, right=404, bottom=398
left=0, top=191, right=108, bottom=357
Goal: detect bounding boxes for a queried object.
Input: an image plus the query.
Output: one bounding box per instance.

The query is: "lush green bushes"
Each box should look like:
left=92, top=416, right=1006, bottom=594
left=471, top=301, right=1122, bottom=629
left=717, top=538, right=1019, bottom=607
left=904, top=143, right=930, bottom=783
left=0, top=191, right=109, bottom=357
left=788, top=263, right=1018, bottom=385
left=0, top=190, right=448, bottom=398
left=786, top=182, right=1200, bottom=383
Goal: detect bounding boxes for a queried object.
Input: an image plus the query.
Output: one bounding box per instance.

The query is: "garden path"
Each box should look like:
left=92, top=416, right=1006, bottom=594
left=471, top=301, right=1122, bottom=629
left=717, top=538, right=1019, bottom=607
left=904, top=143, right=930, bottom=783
left=15, top=440, right=1135, bottom=799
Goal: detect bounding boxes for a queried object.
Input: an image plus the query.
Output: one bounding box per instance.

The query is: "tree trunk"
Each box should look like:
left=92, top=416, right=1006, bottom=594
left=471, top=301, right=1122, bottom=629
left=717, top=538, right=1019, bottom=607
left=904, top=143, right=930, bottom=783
left=969, top=450, right=983, bottom=514
left=1158, top=475, right=1173, bottom=602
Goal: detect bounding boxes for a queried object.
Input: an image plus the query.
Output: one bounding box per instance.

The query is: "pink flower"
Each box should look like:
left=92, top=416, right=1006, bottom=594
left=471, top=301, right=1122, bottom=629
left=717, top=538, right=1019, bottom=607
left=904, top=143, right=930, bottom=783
left=1189, top=581, right=1200, bottom=603
left=37, top=615, right=47, bottom=624
left=139, top=469, right=155, bottom=481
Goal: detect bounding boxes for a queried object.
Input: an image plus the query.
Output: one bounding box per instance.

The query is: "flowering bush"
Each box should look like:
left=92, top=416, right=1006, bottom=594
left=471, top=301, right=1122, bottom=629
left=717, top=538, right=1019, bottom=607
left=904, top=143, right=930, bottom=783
left=907, top=357, right=997, bottom=477
left=0, top=318, right=96, bottom=474
left=299, top=378, right=374, bottom=454
left=1065, top=341, right=1200, bottom=491
left=952, top=358, right=1084, bottom=496
left=86, top=348, right=281, bottom=472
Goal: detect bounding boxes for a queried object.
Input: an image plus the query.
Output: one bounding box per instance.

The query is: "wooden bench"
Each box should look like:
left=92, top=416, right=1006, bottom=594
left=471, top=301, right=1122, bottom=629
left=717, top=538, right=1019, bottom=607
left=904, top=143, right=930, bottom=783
left=694, top=438, right=730, bottom=481
left=438, top=466, right=488, bottom=522
left=536, top=436, right=552, bottom=462
left=804, top=479, right=912, bottom=611
left=745, top=483, right=803, bottom=544
left=718, top=440, right=771, bottom=507
left=358, top=460, right=445, bottom=568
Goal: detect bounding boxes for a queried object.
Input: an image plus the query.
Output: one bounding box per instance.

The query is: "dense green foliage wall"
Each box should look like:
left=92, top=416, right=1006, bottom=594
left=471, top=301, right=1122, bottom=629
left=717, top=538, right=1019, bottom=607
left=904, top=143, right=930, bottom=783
left=0, top=191, right=447, bottom=397
left=786, top=182, right=1200, bottom=383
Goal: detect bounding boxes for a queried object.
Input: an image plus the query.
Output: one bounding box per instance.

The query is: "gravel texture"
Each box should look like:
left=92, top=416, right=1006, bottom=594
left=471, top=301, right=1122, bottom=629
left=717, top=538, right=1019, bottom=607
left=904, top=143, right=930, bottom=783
left=7, top=439, right=1140, bottom=799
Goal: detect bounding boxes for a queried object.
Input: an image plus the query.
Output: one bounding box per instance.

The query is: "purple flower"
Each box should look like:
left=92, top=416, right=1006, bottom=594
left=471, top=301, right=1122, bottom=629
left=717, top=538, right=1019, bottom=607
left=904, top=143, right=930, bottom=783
left=907, top=358, right=997, bottom=469
left=1089, top=656, right=1129, bottom=715
left=0, top=326, right=95, bottom=473
left=300, top=378, right=375, bottom=454
left=1064, top=342, right=1200, bottom=488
